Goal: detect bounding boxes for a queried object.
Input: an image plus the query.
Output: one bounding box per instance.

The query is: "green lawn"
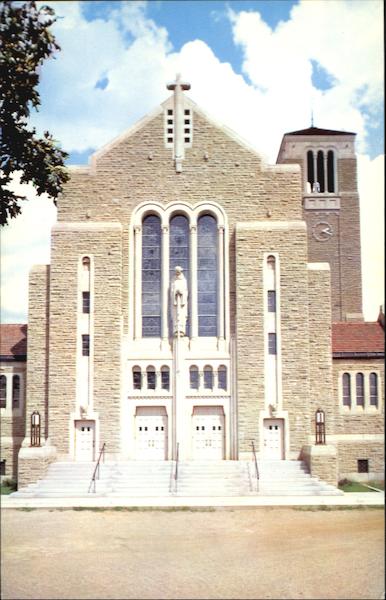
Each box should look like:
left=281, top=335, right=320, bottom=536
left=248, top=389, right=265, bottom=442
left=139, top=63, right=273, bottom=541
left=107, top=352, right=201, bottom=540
left=0, top=480, right=17, bottom=495
left=368, top=481, right=384, bottom=491
left=339, top=480, right=377, bottom=493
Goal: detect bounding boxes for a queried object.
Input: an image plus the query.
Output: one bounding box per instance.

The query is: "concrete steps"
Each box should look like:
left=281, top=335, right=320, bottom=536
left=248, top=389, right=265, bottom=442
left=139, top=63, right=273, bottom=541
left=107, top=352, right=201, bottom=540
left=257, top=460, right=343, bottom=496
left=11, top=458, right=342, bottom=498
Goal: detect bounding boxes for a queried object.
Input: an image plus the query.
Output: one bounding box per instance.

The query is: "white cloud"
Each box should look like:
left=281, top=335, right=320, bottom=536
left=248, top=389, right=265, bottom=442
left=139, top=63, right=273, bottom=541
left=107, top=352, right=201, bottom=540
left=358, top=154, right=385, bottom=320
left=2, top=0, right=383, bottom=323
left=1, top=175, right=57, bottom=322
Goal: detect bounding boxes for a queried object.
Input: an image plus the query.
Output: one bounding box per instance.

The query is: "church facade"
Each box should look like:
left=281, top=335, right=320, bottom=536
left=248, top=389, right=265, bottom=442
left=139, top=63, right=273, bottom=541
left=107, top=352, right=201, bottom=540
left=1, top=77, right=384, bottom=489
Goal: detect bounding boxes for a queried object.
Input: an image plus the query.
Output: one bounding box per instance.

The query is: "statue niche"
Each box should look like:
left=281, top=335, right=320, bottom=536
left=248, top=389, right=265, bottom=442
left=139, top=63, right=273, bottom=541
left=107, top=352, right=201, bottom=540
left=170, top=266, right=188, bottom=336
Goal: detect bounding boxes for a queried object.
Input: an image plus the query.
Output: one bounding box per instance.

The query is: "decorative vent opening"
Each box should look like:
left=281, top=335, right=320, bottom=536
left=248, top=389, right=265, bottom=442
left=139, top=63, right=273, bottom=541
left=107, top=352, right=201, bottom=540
left=165, top=107, right=192, bottom=147
left=357, top=459, right=369, bottom=473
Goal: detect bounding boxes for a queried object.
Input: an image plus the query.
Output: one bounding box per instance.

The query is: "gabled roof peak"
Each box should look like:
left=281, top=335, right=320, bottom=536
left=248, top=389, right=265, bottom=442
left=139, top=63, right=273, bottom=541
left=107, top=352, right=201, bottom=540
left=284, top=126, right=356, bottom=137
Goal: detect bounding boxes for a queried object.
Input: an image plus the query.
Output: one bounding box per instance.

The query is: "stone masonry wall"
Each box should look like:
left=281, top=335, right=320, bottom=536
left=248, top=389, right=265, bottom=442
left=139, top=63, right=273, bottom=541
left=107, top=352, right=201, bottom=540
left=307, top=265, right=335, bottom=436
left=58, top=109, right=302, bottom=337
left=25, top=265, right=50, bottom=440
left=332, top=358, right=384, bottom=435
left=48, top=224, right=122, bottom=454
left=235, top=222, right=311, bottom=455
left=337, top=441, right=384, bottom=479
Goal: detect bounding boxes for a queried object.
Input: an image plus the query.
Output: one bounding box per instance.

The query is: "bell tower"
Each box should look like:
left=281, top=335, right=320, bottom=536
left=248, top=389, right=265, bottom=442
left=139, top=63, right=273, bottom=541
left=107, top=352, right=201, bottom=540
left=277, top=126, right=363, bottom=322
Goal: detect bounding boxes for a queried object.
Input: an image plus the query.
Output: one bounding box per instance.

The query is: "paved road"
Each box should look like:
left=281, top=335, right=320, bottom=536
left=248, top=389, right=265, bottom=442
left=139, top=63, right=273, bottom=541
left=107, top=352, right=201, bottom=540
left=1, top=507, right=384, bottom=599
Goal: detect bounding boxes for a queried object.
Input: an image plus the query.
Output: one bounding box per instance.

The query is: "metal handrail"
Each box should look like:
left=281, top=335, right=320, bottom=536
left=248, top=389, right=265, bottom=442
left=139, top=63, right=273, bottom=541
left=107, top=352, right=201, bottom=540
left=251, top=441, right=259, bottom=491
left=174, top=442, right=180, bottom=493
left=88, top=443, right=106, bottom=494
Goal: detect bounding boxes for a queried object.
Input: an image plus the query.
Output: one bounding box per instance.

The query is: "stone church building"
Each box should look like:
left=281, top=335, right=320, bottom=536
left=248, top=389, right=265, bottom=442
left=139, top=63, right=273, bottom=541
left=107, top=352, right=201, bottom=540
left=1, top=76, right=384, bottom=491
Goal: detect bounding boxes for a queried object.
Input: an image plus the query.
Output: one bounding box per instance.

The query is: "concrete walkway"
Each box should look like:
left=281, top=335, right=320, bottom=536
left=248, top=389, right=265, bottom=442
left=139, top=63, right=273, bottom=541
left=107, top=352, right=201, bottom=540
left=1, top=490, right=384, bottom=509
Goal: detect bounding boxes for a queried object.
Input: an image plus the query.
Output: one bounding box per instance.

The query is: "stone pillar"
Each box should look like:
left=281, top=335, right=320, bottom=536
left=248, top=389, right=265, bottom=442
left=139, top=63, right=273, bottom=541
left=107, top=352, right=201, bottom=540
left=301, top=444, right=338, bottom=487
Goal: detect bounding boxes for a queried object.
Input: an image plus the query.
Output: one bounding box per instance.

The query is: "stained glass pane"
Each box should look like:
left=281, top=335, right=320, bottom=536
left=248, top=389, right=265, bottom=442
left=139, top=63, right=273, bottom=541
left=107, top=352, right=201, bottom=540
left=169, top=215, right=190, bottom=336
left=142, top=215, right=161, bottom=337
left=198, top=215, right=217, bottom=336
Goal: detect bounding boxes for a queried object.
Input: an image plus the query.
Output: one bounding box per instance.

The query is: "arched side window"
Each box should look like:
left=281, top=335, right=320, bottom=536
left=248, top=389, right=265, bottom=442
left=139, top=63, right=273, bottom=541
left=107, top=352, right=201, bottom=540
left=82, top=256, right=90, bottom=271
left=370, top=373, right=378, bottom=407
left=327, top=150, right=335, bottom=192
left=342, top=373, right=351, bottom=407
left=146, top=366, right=156, bottom=390
left=169, top=214, right=190, bottom=335
left=12, top=375, right=20, bottom=409
left=203, top=365, right=213, bottom=390
left=189, top=366, right=199, bottom=389
left=317, top=150, right=325, bottom=193
left=142, top=215, right=162, bottom=337
left=0, top=375, right=6, bottom=409
left=161, top=366, right=170, bottom=391
left=132, top=366, right=142, bottom=390
left=198, top=215, right=218, bottom=337
left=218, top=365, right=227, bottom=390
left=356, top=373, right=364, bottom=407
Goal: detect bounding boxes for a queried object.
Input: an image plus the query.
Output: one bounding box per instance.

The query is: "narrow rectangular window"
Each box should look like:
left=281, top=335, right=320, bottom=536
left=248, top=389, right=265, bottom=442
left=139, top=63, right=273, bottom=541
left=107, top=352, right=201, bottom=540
left=268, top=290, right=276, bottom=312
left=190, top=368, right=199, bottom=390
left=268, top=333, right=277, bottom=355
left=0, top=460, right=5, bottom=476
left=161, top=369, right=170, bottom=391
left=12, top=375, right=20, bottom=409
left=147, top=369, right=156, bottom=390
left=342, top=373, right=351, bottom=407
left=0, top=376, right=6, bottom=409
left=82, top=291, right=90, bottom=314
left=356, top=373, right=364, bottom=407
left=82, top=334, right=90, bottom=356
left=370, top=373, right=378, bottom=407
left=133, top=370, right=141, bottom=390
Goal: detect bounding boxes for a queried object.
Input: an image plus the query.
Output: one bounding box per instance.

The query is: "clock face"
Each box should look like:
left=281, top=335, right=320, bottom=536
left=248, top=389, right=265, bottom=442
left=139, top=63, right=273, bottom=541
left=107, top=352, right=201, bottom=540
left=312, top=221, right=333, bottom=242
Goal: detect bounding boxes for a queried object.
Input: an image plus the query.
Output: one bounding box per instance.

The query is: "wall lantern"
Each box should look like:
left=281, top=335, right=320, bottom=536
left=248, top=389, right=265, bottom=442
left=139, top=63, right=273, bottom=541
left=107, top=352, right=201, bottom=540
left=31, top=411, right=41, bottom=447
left=315, top=408, right=326, bottom=445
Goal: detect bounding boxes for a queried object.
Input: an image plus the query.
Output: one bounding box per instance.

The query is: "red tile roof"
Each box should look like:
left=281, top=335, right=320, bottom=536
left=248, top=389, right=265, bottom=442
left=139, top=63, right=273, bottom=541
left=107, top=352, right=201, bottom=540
left=0, top=324, right=28, bottom=359
left=332, top=322, right=384, bottom=355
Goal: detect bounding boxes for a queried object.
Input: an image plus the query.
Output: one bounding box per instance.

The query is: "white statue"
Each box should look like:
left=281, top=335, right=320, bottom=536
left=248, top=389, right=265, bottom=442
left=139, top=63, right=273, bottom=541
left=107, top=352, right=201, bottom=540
left=171, top=266, right=188, bottom=336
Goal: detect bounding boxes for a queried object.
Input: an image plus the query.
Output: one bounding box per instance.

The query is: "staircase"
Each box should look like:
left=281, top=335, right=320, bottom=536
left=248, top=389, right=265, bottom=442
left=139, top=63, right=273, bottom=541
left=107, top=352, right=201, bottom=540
left=11, top=459, right=342, bottom=498
left=257, top=460, right=343, bottom=496
left=175, top=460, right=254, bottom=496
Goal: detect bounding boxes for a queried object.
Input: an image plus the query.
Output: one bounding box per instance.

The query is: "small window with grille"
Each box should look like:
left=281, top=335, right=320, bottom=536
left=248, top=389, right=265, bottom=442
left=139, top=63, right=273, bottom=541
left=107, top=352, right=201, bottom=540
left=357, top=459, right=369, bottom=473
left=161, top=366, right=170, bottom=391
left=133, top=367, right=142, bottom=390
left=0, top=375, right=6, bottom=409
left=268, top=290, right=276, bottom=312
left=82, top=335, right=90, bottom=356
left=82, top=291, right=90, bottom=313
left=268, top=333, right=277, bottom=355
left=147, top=367, right=156, bottom=390
left=190, top=366, right=199, bottom=390
left=12, top=375, right=20, bottom=409
left=203, top=366, right=213, bottom=390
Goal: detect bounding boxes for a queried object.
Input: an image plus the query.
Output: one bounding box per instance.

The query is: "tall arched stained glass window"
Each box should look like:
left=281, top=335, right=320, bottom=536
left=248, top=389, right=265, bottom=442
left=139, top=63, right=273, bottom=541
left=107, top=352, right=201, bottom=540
left=198, top=214, right=218, bottom=336
left=142, top=215, right=161, bottom=337
left=169, top=214, right=190, bottom=335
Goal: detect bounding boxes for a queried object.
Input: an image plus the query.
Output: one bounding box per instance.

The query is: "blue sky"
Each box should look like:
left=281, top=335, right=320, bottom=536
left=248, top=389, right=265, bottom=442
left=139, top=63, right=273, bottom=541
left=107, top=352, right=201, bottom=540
left=1, top=0, right=384, bottom=322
